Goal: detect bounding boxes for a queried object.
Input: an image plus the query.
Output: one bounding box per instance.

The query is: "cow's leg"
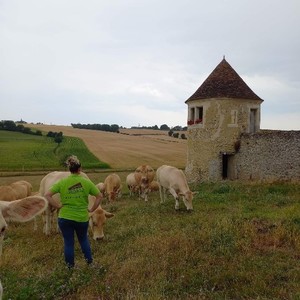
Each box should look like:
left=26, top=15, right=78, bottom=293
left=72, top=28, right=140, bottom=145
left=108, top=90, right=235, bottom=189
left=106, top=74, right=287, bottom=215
left=168, top=188, right=180, bottom=210
left=175, top=198, right=180, bottom=210
left=43, top=210, right=48, bottom=234
left=33, top=216, right=38, bottom=231
left=159, top=185, right=164, bottom=203
left=144, top=191, right=148, bottom=202
left=0, top=235, right=4, bottom=256
left=0, top=278, right=3, bottom=300
left=43, top=207, right=51, bottom=235
left=142, top=188, right=149, bottom=202
left=138, top=187, right=143, bottom=200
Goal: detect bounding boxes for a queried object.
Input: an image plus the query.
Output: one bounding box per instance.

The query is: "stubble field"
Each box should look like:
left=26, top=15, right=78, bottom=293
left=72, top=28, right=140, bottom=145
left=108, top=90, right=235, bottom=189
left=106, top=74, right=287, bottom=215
left=30, top=124, right=188, bottom=170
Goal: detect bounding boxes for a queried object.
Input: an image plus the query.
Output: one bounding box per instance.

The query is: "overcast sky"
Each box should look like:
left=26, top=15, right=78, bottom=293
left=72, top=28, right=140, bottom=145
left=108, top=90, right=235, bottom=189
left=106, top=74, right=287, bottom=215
left=0, top=0, right=299, bottom=130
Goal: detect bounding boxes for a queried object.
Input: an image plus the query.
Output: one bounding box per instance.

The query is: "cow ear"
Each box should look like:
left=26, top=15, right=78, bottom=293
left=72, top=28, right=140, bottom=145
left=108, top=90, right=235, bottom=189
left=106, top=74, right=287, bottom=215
left=105, top=211, right=114, bottom=218
left=4, top=196, right=48, bottom=222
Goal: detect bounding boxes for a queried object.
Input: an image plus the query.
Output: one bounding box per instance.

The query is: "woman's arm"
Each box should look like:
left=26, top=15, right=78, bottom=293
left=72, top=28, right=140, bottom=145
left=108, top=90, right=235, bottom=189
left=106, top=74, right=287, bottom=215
left=44, top=191, right=62, bottom=209
left=88, top=193, right=103, bottom=213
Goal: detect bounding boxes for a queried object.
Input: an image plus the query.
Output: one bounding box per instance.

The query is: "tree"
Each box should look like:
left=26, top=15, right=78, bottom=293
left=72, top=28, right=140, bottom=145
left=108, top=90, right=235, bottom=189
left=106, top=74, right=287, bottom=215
left=160, top=124, right=170, bottom=130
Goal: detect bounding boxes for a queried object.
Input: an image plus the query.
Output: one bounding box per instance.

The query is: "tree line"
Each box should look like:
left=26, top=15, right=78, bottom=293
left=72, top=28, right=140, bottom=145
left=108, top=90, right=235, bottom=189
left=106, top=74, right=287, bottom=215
left=71, top=123, right=187, bottom=132
left=0, top=120, right=63, bottom=143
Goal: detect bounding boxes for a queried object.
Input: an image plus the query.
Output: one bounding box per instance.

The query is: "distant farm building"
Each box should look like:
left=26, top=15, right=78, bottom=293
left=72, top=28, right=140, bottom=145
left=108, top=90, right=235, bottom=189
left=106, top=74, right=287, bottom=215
left=185, top=57, right=300, bottom=182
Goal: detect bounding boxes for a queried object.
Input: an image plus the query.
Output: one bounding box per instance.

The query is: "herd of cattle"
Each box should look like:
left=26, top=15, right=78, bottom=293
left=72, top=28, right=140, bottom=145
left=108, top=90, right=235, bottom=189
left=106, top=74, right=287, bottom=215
left=0, top=164, right=194, bottom=299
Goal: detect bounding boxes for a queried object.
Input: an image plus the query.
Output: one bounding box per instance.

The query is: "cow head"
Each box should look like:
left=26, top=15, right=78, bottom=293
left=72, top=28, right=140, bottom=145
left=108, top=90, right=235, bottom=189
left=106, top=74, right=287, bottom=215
left=179, top=191, right=194, bottom=211
left=134, top=165, right=155, bottom=184
left=89, top=207, right=114, bottom=240
left=0, top=196, right=48, bottom=255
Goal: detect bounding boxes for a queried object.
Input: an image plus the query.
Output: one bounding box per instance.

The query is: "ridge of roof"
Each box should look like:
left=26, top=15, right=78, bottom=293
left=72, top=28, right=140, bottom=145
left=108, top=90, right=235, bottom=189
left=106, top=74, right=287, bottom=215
left=185, top=58, right=263, bottom=103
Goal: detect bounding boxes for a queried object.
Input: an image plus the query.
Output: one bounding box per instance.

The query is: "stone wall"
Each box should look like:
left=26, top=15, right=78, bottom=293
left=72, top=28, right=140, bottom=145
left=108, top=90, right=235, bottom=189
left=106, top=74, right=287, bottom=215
left=185, top=98, right=261, bottom=183
left=231, top=130, right=300, bottom=182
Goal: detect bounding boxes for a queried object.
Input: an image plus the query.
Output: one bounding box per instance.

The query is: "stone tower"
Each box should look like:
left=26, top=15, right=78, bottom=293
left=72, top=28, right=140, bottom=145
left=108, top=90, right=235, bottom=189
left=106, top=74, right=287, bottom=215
left=185, top=57, right=264, bottom=182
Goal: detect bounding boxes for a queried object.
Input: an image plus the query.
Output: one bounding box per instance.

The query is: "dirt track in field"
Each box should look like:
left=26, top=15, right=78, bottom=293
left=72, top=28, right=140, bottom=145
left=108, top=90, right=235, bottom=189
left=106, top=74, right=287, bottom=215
left=32, top=125, right=187, bottom=169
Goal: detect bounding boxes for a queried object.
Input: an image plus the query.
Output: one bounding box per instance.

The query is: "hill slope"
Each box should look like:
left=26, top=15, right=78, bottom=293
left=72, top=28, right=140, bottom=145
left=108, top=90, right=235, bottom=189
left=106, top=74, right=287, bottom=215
left=31, top=125, right=187, bottom=169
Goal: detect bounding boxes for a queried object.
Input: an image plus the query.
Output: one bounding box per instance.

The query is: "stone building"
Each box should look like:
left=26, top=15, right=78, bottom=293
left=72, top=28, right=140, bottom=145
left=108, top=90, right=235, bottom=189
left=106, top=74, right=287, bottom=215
left=185, top=57, right=300, bottom=183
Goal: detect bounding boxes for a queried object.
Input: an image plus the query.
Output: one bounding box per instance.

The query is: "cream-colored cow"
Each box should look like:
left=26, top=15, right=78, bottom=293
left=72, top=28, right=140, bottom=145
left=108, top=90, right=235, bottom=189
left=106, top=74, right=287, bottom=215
left=103, top=174, right=122, bottom=202
left=134, top=165, right=155, bottom=201
left=0, top=180, right=32, bottom=201
left=10, top=180, right=32, bottom=198
left=156, top=165, right=194, bottom=211
left=88, top=197, right=114, bottom=240
left=126, top=173, right=139, bottom=197
left=0, top=196, right=47, bottom=299
left=96, top=182, right=105, bottom=194
left=0, top=196, right=48, bottom=255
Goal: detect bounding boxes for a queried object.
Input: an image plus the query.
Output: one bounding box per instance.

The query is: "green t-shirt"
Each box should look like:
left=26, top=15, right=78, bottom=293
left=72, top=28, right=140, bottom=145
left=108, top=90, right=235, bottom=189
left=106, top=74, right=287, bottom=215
left=50, top=174, right=100, bottom=222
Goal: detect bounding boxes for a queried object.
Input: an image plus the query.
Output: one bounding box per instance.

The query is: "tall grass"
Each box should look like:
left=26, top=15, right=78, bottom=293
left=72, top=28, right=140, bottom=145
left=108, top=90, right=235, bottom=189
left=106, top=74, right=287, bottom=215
left=0, top=131, right=109, bottom=171
left=0, top=180, right=299, bottom=299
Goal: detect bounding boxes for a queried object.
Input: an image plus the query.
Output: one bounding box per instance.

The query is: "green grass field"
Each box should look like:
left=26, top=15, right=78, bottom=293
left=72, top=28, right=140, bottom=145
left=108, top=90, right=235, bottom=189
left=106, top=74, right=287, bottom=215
left=0, top=180, right=299, bottom=299
left=0, top=131, right=109, bottom=171
left=1, top=130, right=300, bottom=299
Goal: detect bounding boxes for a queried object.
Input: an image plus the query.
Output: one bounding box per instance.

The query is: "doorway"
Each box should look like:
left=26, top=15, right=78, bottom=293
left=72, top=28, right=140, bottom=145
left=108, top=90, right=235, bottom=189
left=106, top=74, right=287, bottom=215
left=222, top=153, right=234, bottom=179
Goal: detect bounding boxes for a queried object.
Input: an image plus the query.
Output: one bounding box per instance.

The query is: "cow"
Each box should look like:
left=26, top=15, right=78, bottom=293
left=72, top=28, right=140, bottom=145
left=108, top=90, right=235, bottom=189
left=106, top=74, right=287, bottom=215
left=126, top=173, right=139, bottom=197
left=134, top=165, right=155, bottom=201
left=0, top=180, right=32, bottom=202
left=88, top=197, right=114, bottom=240
left=103, top=173, right=122, bottom=202
left=148, top=180, right=160, bottom=193
left=38, top=171, right=88, bottom=235
left=38, top=171, right=112, bottom=239
left=0, top=196, right=48, bottom=256
left=0, top=195, right=47, bottom=299
left=156, top=165, right=194, bottom=211
left=10, top=180, right=32, bottom=198
left=96, top=182, right=105, bottom=194
left=0, top=185, right=17, bottom=201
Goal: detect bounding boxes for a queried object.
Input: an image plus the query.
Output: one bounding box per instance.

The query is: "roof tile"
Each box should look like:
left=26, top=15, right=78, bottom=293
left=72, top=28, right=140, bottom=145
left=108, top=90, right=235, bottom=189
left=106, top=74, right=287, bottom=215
left=185, top=58, right=263, bottom=102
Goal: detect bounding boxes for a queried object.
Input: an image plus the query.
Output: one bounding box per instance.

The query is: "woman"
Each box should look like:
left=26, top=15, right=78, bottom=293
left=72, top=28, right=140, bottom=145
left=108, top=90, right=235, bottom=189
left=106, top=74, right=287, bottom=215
left=45, top=155, right=102, bottom=269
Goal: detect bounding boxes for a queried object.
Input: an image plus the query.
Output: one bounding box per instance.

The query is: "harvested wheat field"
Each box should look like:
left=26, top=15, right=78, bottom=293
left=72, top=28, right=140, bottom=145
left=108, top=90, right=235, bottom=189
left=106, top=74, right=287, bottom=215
left=31, top=124, right=187, bottom=169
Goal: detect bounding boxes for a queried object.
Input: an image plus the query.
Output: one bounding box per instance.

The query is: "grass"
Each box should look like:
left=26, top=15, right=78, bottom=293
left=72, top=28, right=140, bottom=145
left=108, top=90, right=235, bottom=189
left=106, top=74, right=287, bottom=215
left=1, top=179, right=300, bottom=299
left=0, top=131, right=109, bottom=171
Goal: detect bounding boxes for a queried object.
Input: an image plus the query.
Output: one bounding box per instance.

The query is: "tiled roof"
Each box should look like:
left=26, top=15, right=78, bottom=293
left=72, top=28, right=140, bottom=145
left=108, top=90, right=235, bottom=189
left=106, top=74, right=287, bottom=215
left=185, top=58, right=263, bottom=103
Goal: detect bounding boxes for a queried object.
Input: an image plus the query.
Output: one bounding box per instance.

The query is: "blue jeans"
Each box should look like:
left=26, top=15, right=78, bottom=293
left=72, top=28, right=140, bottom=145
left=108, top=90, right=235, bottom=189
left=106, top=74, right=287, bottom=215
left=58, top=218, right=92, bottom=268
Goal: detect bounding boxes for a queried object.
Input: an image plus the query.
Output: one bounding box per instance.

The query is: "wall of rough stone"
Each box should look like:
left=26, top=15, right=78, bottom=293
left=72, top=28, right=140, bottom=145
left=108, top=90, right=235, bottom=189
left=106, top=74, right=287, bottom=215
left=231, top=130, right=300, bottom=182
left=185, top=98, right=262, bottom=183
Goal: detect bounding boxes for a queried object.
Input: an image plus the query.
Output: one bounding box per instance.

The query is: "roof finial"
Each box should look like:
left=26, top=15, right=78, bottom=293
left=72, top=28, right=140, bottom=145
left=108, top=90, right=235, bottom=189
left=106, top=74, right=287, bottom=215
left=223, top=55, right=225, bottom=60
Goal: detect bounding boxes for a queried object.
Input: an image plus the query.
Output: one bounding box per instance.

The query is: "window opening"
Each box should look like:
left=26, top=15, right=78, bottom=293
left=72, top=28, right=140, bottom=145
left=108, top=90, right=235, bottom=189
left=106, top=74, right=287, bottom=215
left=195, top=106, right=203, bottom=124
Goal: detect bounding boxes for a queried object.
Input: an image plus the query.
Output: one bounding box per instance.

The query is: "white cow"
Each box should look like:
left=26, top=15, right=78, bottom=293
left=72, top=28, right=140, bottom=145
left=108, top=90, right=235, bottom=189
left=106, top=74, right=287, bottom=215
left=38, top=171, right=90, bottom=235
left=126, top=173, right=139, bottom=197
left=0, top=196, right=47, bottom=300
left=39, top=171, right=112, bottom=239
left=156, top=165, right=194, bottom=211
